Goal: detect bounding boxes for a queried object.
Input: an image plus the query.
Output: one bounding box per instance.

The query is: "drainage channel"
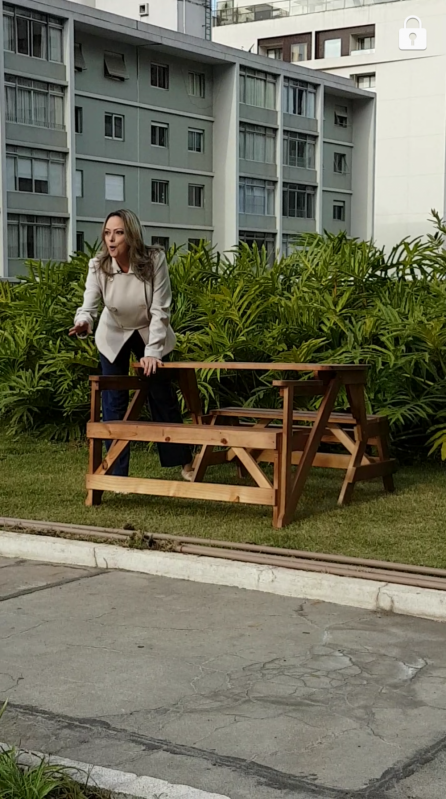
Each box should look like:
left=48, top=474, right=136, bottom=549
left=1, top=516, right=446, bottom=592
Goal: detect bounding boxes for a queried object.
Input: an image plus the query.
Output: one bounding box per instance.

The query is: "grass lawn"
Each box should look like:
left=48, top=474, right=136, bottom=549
left=1, top=427, right=445, bottom=568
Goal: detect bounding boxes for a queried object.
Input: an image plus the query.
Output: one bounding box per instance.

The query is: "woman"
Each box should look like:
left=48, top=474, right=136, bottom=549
left=69, top=209, right=194, bottom=480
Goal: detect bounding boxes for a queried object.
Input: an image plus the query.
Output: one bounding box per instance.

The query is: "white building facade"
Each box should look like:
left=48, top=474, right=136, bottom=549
left=213, top=0, right=446, bottom=250
left=75, top=0, right=212, bottom=39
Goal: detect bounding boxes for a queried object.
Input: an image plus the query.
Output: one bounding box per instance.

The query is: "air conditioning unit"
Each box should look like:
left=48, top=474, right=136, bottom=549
left=139, top=3, right=149, bottom=17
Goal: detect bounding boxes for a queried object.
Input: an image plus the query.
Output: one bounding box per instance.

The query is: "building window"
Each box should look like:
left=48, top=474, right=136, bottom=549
left=188, top=238, right=201, bottom=250
left=75, top=106, right=83, bottom=134
left=6, top=146, right=65, bottom=195
left=188, top=184, right=204, bottom=208
left=188, top=72, right=205, bottom=98
left=239, top=123, right=275, bottom=164
left=152, top=236, right=169, bottom=249
left=239, top=178, right=275, bottom=216
left=3, top=5, right=63, bottom=63
left=188, top=128, right=204, bottom=153
left=283, top=131, right=315, bottom=169
left=105, top=113, right=124, bottom=140
left=283, top=79, right=316, bottom=118
left=105, top=174, right=124, bottom=202
left=104, top=51, right=128, bottom=81
left=239, top=230, right=275, bottom=258
left=152, top=180, right=169, bottom=204
left=151, top=63, right=169, bottom=90
left=7, top=214, right=66, bottom=260
left=334, top=152, right=348, bottom=174
left=74, top=42, right=86, bottom=72
left=267, top=47, right=282, bottom=60
left=151, top=123, right=168, bottom=147
left=355, top=73, right=376, bottom=89
left=291, top=43, right=308, bottom=62
left=283, top=183, right=315, bottom=219
left=75, top=169, right=83, bottom=198
left=5, top=74, right=64, bottom=130
left=333, top=201, right=346, bottom=221
left=334, top=105, right=348, bottom=128
left=240, top=67, right=275, bottom=110
left=76, top=231, right=85, bottom=252
left=323, top=38, right=341, bottom=58
left=354, top=35, right=375, bottom=52
left=282, top=234, right=298, bottom=256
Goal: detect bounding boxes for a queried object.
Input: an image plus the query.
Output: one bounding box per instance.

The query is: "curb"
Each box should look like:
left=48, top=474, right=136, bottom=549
left=1, top=530, right=446, bottom=622
left=0, top=743, right=229, bottom=799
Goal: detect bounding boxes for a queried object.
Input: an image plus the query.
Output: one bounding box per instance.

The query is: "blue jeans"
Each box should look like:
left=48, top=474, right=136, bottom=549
left=99, top=331, right=192, bottom=476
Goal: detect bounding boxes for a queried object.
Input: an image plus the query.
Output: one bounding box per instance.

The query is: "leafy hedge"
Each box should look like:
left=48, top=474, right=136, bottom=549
left=1, top=217, right=446, bottom=458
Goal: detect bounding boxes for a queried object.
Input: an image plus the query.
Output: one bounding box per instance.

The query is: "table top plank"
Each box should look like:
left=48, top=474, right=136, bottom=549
left=132, top=361, right=367, bottom=372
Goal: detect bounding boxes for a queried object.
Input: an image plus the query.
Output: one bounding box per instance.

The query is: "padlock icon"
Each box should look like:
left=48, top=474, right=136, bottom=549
left=399, top=16, right=427, bottom=50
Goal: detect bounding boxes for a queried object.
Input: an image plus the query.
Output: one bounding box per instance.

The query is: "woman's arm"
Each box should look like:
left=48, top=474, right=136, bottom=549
left=144, top=251, right=172, bottom=359
left=71, top=259, right=102, bottom=335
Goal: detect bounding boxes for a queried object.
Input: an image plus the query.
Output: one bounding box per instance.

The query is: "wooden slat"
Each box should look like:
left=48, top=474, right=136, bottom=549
left=272, top=380, right=326, bottom=394
left=86, top=380, right=103, bottom=507
left=352, top=460, right=397, bottom=483
left=231, top=447, right=273, bottom=489
left=209, top=407, right=381, bottom=426
left=86, top=475, right=275, bottom=506
left=132, top=361, right=367, bottom=373
left=88, top=376, right=146, bottom=391
left=87, top=421, right=278, bottom=450
left=256, top=450, right=370, bottom=468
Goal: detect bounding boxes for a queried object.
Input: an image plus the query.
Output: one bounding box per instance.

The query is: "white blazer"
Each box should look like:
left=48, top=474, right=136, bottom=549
left=74, top=251, right=176, bottom=363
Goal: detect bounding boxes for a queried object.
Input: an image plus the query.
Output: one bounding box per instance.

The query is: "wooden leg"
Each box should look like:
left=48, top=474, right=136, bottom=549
left=275, top=385, right=294, bottom=528
left=375, top=420, right=395, bottom=493
left=337, top=434, right=368, bottom=506
left=284, top=378, right=340, bottom=526
left=178, top=369, right=203, bottom=424
left=86, top=379, right=103, bottom=506
left=95, top=386, right=149, bottom=477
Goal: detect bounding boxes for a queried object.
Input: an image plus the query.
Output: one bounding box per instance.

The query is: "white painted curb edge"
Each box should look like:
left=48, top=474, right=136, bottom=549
left=0, top=743, right=229, bottom=799
left=1, top=530, right=446, bottom=622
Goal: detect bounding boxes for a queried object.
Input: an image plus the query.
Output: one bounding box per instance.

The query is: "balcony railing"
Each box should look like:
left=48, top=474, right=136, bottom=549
left=214, top=0, right=409, bottom=26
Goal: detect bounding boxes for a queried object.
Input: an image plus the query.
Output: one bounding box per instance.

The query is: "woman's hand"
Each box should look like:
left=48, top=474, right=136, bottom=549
left=140, top=356, right=163, bottom=376
left=69, top=321, right=89, bottom=337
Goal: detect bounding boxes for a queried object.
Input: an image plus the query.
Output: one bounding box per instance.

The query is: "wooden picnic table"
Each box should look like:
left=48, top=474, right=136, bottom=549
left=85, top=362, right=396, bottom=528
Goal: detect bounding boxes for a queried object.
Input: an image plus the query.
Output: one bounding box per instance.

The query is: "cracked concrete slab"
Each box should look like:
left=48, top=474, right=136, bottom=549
left=1, top=560, right=446, bottom=799
left=0, top=559, right=96, bottom=601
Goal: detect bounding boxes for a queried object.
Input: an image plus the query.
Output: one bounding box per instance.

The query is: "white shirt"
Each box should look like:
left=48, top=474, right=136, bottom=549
left=74, top=251, right=176, bottom=363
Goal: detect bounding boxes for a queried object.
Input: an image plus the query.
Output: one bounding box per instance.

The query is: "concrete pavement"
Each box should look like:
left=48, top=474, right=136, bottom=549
left=1, top=555, right=446, bottom=799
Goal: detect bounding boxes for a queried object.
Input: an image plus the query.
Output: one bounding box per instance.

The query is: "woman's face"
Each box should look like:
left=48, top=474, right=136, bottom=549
left=103, top=216, right=129, bottom=262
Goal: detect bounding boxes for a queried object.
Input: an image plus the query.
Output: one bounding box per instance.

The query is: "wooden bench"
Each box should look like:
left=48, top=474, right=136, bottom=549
left=85, top=362, right=396, bottom=528
left=207, top=405, right=395, bottom=505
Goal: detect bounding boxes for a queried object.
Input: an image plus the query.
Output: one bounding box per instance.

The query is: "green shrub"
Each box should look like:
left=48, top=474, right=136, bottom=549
left=1, top=218, right=446, bottom=457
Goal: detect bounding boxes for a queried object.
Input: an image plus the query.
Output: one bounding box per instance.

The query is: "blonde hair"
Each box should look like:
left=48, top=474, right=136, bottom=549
left=97, top=209, right=159, bottom=282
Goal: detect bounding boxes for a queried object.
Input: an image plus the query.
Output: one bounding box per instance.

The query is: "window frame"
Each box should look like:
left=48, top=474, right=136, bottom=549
left=151, top=179, right=169, bottom=205
left=7, top=213, right=67, bottom=260
left=3, top=5, right=63, bottom=63
left=188, top=128, right=204, bottom=153
left=151, top=63, right=169, bottom=90
left=239, top=123, right=276, bottom=164
left=334, top=105, right=349, bottom=128
left=4, top=74, right=65, bottom=130
left=75, top=106, right=83, bottom=134
left=283, top=78, right=316, bottom=118
left=239, top=177, right=275, bottom=216
left=151, top=122, right=169, bottom=148
left=333, top=152, right=348, bottom=174
left=240, top=67, right=276, bottom=110
left=105, top=173, right=125, bottom=202
left=75, top=169, right=83, bottom=198
left=188, top=72, right=205, bottom=98
left=104, top=112, right=124, bottom=141
left=6, top=145, right=66, bottom=196
left=188, top=184, right=204, bottom=209
left=290, top=42, right=308, bottom=63
left=333, top=200, right=346, bottom=222
left=283, top=130, right=316, bottom=170
left=151, top=236, right=169, bottom=249
left=282, top=183, right=315, bottom=219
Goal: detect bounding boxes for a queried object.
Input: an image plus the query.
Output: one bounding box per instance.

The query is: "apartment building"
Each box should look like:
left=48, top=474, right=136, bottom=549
left=0, top=0, right=374, bottom=278
left=74, top=0, right=213, bottom=40
left=213, top=0, right=446, bottom=250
